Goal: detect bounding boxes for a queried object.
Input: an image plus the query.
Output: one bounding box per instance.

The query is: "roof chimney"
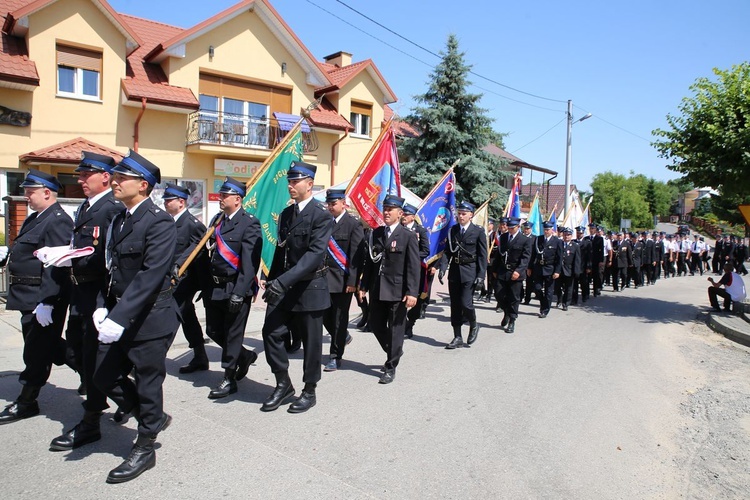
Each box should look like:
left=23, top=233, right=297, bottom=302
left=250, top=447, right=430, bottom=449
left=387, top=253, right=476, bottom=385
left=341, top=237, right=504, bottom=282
left=323, top=51, right=352, bottom=68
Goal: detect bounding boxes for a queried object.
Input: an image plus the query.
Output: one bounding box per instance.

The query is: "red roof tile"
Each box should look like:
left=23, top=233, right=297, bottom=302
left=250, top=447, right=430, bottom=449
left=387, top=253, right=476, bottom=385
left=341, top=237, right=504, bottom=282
left=316, top=58, right=396, bottom=103
left=482, top=144, right=556, bottom=175
left=20, top=136, right=124, bottom=163
left=306, top=97, right=352, bottom=131
left=0, top=18, right=38, bottom=84
left=119, top=13, right=198, bottom=109
left=520, top=184, right=578, bottom=213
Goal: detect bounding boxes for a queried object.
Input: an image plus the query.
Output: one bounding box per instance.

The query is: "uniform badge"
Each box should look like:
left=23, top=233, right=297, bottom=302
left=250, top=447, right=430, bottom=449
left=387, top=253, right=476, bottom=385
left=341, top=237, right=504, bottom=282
left=391, top=240, right=397, bottom=251
left=93, top=226, right=100, bottom=246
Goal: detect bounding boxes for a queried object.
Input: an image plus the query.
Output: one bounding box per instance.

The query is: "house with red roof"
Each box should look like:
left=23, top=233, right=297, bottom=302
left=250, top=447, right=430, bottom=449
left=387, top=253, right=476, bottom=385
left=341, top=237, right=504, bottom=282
left=0, top=0, right=398, bottom=221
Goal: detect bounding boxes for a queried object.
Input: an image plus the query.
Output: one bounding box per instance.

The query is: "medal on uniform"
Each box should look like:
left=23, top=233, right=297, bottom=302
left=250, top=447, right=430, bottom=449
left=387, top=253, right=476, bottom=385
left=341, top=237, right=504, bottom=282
left=391, top=240, right=397, bottom=251
left=93, top=226, right=100, bottom=246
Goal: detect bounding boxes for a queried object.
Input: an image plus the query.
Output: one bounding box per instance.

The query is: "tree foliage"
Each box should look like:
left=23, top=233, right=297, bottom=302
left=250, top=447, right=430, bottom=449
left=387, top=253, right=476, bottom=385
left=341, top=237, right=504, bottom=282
left=400, top=34, right=508, bottom=215
left=652, top=63, right=750, bottom=198
left=590, top=171, right=675, bottom=229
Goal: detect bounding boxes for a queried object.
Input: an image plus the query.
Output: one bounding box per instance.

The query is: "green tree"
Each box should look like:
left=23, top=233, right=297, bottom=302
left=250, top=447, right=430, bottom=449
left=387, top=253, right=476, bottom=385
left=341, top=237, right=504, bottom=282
left=590, top=171, right=653, bottom=229
left=652, top=63, right=750, bottom=198
left=400, top=34, right=508, bottom=215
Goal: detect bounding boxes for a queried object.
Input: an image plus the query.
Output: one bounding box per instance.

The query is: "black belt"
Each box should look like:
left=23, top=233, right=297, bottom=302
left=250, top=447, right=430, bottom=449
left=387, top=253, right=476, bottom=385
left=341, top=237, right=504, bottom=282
left=452, top=256, right=476, bottom=265
left=211, top=275, right=235, bottom=284
left=70, top=270, right=104, bottom=285
left=110, top=287, right=173, bottom=303
left=9, top=275, right=42, bottom=285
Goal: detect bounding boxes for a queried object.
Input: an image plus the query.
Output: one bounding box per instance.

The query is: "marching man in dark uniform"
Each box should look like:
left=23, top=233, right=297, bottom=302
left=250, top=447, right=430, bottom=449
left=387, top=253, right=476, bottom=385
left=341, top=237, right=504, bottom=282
left=162, top=184, right=210, bottom=375
left=402, top=203, right=430, bottom=339
left=261, top=162, right=333, bottom=412
left=492, top=217, right=531, bottom=333
left=0, top=170, right=73, bottom=424
left=48, top=152, right=124, bottom=451
left=322, top=189, right=364, bottom=372
left=587, top=223, right=605, bottom=296
left=529, top=221, right=562, bottom=318
left=358, top=195, right=419, bottom=383
left=615, top=232, right=633, bottom=290
left=91, top=150, right=178, bottom=483
left=439, top=201, right=487, bottom=348
left=573, top=225, right=591, bottom=304
left=203, top=177, right=261, bottom=398
left=630, top=232, right=643, bottom=288
left=559, top=228, right=582, bottom=310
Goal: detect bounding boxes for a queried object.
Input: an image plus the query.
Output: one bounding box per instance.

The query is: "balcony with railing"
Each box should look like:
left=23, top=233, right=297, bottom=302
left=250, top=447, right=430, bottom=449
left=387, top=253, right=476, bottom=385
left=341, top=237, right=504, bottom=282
left=186, top=110, right=318, bottom=153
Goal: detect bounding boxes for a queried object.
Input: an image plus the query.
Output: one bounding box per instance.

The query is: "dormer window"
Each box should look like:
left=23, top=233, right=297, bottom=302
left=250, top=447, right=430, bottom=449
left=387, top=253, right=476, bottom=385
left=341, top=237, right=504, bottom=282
left=56, top=44, right=102, bottom=101
left=350, top=101, right=372, bottom=138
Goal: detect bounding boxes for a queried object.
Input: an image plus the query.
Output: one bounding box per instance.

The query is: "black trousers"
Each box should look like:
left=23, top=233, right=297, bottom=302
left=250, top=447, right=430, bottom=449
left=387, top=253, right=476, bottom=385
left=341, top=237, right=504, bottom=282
left=593, top=262, right=604, bottom=294
left=712, top=256, right=721, bottom=274
left=614, top=267, right=628, bottom=290
left=677, top=253, right=688, bottom=275
left=534, top=274, right=555, bottom=314
left=690, top=255, right=703, bottom=275
left=559, top=275, right=575, bottom=306
left=94, top=334, right=173, bottom=437
left=369, top=299, right=406, bottom=370
left=174, top=285, right=204, bottom=350
left=448, top=280, right=476, bottom=327
left=629, top=266, right=642, bottom=287
left=19, top=307, right=67, bottom=388
left=708, top=287, right=733, bottom=309
left=205, top=296, right=251, bottom=371
left=496, top=279, right=522, bottom=320
left=572, top=272, right=589, bottom=303
left=323, top=292, right=353, bottom=360
left=407, top=267, right=430, bottom=326
left=523, top=275, right=535, bottom=302
left=262, top=304, right=323, bottom=385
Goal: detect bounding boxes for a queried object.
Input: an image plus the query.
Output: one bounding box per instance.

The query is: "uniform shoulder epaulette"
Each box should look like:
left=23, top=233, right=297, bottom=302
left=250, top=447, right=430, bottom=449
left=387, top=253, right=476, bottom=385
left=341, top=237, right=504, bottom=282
left=315, top=201, right=328, bottom=211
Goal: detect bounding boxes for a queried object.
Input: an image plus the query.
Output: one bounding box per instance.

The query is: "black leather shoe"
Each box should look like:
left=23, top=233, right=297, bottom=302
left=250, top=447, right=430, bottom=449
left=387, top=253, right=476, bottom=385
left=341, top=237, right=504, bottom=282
left=156, top=413, right=172, bottom=434
left=208, top=377, right=237, bottom=399
left=235, top=349, right=257, bottom=381
left=261, top=383, right=295, bottom=412
left=288, top=390, right=316, bottom=413
left=77, top=382, right=87, bottom=396
left=523, top=300, right=531, bottom=305
left=404, top=325, right=414, bottom=339
left=179, top=358, right=209, bottom=374
left=505, top=321, right=515, bottom=333
left=500, top=314, right=509, bottom=328
left=285, top=338, right=301, bottom=354
left=562, top=304, right=568, bottom=311
left=379, top=370, right=396, bottom=384
left=538, top=312, right=548, bottom=318
left=467, top=324, right=479, bottom=345
left=0, top=401, right=39, bottom=425
left=50, top=420, right=101, bottom=451
left=106, top=438, right=156, bottom=484
left=445, top=336, right=463, bottom=349
left=355, top=315, right=368, bottom=329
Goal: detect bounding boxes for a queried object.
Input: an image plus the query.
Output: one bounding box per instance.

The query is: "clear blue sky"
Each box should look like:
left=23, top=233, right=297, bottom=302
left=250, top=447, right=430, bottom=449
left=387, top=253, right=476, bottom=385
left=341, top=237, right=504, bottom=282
left=110, top=0, right=750, bottom=191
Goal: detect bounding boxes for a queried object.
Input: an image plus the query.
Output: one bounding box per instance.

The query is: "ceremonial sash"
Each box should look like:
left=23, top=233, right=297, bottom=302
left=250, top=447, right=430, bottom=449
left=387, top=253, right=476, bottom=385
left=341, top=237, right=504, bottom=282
left=327, top=237, right=349, bottom=274
left=215, top=222, right=240, bottom=270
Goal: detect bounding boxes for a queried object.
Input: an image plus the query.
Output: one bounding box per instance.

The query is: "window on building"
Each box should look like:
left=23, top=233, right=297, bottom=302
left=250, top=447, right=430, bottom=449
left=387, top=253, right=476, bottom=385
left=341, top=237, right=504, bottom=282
left=57, top=45, right=102, bottom=100
left=350, top=101, right=372, bottom=138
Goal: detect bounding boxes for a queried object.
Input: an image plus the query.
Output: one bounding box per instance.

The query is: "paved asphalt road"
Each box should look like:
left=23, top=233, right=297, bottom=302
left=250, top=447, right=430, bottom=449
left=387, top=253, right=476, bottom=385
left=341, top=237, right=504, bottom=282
left=0, top=223, right=748, bottom=499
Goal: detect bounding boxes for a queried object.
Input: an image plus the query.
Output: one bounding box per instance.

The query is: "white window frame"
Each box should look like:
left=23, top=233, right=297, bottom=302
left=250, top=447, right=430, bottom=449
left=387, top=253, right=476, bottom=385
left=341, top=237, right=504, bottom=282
left=350, top=112, right=371, bottom=138
left=57, top=65, right=101, bottom=102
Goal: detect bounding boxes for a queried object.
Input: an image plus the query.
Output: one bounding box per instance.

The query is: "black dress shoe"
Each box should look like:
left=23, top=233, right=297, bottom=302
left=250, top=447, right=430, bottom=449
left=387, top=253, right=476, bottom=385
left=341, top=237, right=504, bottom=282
left=404, top=326, right=414, bottom=339
left=562, top=304, right=568, bottom=311
left=77, top=382, right=87, bottom=396
left=50, top=420, right=101, bottom=451
left=495, top=305, right=501, bottom=312
left=261, top=383, right=295, bottom=412
left=505, top=321, right=515, bottom=333
left=538, top=312, right=548, bottom=318
left=178, top=358, right=209, bottom=374
left=523, top=300, right=531, bottom=305
left=287, top=390, right=316, bottom=413
left=235, top=349, right=257, bottom=381
left=0, top=401, right=39, bottom=425
left=467, top=324, right=479, bottom=345
left=379, top=370, right=396, bottom=384
left=106, top=437, right=156, bottom=484
left=445, top=336, right=464, bottom=349
left=500, top=314, right=509, bottom=328
left=346, top=333, right=353, bottom=345
left=208, top=377, right=237, bottom=399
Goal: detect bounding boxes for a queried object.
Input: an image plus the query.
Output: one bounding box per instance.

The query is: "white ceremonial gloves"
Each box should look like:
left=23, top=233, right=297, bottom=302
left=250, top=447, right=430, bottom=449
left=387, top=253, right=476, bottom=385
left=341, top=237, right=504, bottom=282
left=0, top=245, right=8, bottom=262
left=93, top=307, right=108, bottom=326
left=93, top=308, right=124, bottom=344
left=33, top=303, right=54, bottom=327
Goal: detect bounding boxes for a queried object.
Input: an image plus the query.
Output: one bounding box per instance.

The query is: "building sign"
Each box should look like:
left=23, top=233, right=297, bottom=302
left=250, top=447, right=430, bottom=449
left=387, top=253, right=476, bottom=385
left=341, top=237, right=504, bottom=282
left=214, top=159, right=262, bottom=178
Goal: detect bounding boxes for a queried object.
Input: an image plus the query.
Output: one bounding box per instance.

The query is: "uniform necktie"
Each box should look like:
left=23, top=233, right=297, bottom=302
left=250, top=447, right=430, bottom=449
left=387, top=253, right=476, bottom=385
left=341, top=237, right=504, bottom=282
left=385, top=226, right=391, bottom=239
left=460, top=227, right=465, bottom=237
left=78, top=200, right=90, bottom=222
left=292, top=204, right=299, bottom=224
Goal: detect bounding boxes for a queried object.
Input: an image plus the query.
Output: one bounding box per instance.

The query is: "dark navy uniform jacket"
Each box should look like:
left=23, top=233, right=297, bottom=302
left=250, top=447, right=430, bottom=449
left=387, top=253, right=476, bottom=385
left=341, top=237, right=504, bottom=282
left=324, top=212, right=364, bottom=294
left=560, top=240, right=582, bottom=277
left=531, top=235, right=563, bottom=277
left=99, top=198, right=178, bottom=341
left=268, top=200, right=333, bottom=312
left=174, top=210, right=208, bottom=292
left=6, top=202, right=73, bottom=311
left=492, top=231, right=532, bottom=281
left=361, top=224, right=420, bottom=302
left=440, top=223, right=488, bottom=284
left=208, top=209, right=262, bottom=300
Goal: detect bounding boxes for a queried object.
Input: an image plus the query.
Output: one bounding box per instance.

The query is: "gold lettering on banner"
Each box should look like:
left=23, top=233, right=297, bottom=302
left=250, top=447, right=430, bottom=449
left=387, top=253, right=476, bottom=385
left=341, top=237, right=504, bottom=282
left=262, top=222, right=277, bottom=246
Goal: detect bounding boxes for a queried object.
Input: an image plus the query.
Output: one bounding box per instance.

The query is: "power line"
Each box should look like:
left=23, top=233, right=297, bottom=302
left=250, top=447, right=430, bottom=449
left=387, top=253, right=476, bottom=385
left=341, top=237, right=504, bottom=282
left=510, top=117, right=566, bottom=154
left=331, top=0, right=568, bottom=104
left=574, top=104, right=651, bottom=142
left=471, top=83, right=562, bottom=113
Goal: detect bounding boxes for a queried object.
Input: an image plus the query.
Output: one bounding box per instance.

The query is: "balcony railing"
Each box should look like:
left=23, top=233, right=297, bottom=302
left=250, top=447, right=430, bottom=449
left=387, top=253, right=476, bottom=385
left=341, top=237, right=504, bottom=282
left=186, top=110, right=318, bottom=153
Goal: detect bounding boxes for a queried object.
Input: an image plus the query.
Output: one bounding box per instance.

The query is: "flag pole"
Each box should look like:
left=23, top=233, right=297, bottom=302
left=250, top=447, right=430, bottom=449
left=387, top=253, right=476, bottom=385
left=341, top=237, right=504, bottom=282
left=345, top=119, right=394, bottom=194
left=417, top=159, right=460, bottom=211
left=245, top=96, right=322, bottom=190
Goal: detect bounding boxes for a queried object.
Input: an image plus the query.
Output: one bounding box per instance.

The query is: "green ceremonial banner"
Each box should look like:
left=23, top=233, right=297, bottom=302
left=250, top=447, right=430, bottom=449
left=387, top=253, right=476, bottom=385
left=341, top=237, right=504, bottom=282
left=242, top=128, right=304, bottom=275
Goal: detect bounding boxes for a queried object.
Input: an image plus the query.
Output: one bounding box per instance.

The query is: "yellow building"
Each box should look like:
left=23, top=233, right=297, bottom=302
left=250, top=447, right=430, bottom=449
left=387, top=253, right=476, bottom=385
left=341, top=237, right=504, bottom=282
left=0, top=0, right=397, bottom=221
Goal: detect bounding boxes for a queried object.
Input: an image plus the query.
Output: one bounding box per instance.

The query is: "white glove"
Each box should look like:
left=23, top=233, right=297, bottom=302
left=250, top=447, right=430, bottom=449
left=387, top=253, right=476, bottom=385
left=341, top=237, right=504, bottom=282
left=0, top=245, right=8, bottom=262
left=33, top=303, right=54, bottom=327
left=97, top=318, right=124, bottom=344
left=93, top=308, right=109, bottom=330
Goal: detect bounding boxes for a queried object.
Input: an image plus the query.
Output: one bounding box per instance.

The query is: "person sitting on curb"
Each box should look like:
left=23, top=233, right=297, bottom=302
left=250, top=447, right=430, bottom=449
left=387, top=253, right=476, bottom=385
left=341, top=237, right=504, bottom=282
left=707, top=263, right=747, bottom=313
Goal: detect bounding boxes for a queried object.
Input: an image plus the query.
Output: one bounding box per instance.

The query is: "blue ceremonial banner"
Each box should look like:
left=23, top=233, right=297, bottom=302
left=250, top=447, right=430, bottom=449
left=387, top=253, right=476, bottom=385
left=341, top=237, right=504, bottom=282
left=527, top=192, right=544, bottom=236
left=548, top=207, right=558, bottom=233
left=417, top=169, right=457, bottom=265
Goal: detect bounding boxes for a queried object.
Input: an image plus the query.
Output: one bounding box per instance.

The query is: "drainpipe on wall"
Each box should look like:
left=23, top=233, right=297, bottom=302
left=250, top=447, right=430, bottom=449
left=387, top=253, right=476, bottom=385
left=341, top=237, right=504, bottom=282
left=133, top=98, right=147, bottom=152
left=330, top=129, right=349, bottom=186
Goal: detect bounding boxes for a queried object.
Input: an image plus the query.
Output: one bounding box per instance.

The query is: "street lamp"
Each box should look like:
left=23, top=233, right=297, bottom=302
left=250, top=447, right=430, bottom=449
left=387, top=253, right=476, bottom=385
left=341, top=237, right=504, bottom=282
left=563, top=99, right=592, bottom=220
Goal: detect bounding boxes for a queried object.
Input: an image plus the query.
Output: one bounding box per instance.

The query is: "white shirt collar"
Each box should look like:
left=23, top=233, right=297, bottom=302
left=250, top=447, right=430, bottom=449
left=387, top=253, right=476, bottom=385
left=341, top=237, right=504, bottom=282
left=334, top=211, right=346, bottom=223
left=172, top=208, right=188, bottom=221
left=225, top=207, right=242, bottom=220
left=87, top=188, right=111, bottom=207
left=127, top=197, right=149, bottom=216
left=296, top=196, right=313, bottom=213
